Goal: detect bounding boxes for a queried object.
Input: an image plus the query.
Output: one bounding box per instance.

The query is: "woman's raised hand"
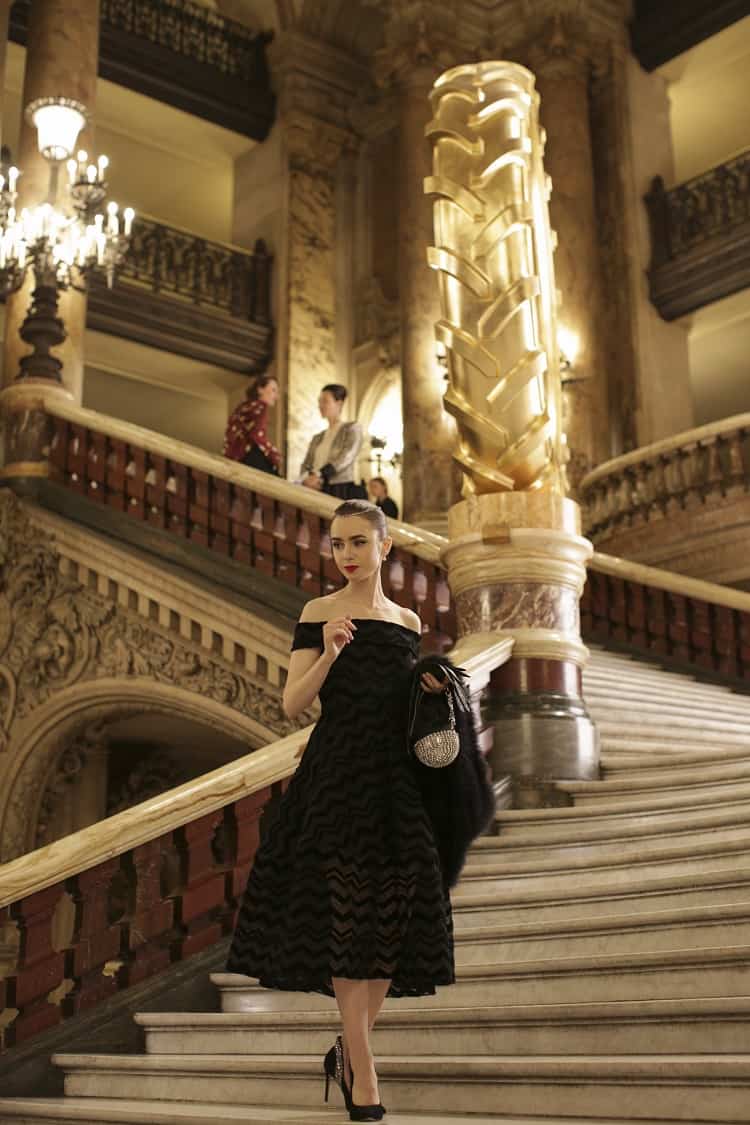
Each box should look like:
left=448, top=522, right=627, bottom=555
left=322, top=617, right=357, bottom=662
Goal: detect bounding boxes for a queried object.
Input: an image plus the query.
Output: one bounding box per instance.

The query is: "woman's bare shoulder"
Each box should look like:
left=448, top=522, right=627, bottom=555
left=393, top=604, right=421, bottom=634
left=299, top=595, right=338, bottom=623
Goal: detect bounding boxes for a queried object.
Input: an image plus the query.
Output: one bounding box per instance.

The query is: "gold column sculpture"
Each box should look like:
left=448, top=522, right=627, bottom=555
left=426, top=62, right=598, bottom=806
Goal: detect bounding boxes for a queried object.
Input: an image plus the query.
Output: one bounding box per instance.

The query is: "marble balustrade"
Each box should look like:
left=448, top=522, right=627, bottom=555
left=581, top=415, right=750, bottom=540
left=43, top=400, right=750, bottom=686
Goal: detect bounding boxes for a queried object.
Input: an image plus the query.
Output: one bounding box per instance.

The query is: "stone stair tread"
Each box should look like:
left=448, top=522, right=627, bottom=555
left=51, top=1052, right=750, bottom=1077
left=559, top=765, right=750, bottom=791
left=0, top=1101, right=720, bottom=1125
left=452, top=865, right=750, bottom=907
left=135, top=994, right=750, bottom=1029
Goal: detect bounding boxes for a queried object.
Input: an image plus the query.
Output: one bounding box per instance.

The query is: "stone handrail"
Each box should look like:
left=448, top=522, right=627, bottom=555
left=0, top=632, right=512, bottom=911
left=45, top=400, right=446, bottom=566
left=579, top=414, right=750, bottom=541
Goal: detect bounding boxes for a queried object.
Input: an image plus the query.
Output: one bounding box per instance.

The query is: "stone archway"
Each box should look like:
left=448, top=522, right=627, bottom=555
left=0, top=678, right=269, bottom=862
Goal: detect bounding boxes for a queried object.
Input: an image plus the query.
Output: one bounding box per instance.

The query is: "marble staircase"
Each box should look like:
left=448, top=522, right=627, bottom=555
left=2, top=647, right=750, bottom=1123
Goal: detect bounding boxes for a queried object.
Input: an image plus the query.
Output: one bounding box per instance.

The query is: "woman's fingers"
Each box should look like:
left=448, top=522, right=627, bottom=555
left=421, top=672, right=447, bottom=693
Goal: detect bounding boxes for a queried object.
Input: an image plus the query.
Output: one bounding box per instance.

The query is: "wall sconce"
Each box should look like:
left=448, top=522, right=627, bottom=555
left=558, top=325, right=590, bottom=386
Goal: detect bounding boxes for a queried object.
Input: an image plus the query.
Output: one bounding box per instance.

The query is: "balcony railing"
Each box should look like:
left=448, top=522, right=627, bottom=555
left=87, top=222, right=272, bottom=371
left=32, top=399, right=750, bottom=686
left=645, top=150, right=750, bottom=319
left=10, top=0, right=275, bottom=140
left=581, top=415, right=750, bottom=542
left=45, top=404, right=458, bottom=653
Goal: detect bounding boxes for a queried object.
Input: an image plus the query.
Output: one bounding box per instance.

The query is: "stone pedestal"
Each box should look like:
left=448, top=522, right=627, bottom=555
left=443, top=492, right=597, bottom=807
left=1, top=0, right=100, bottom=473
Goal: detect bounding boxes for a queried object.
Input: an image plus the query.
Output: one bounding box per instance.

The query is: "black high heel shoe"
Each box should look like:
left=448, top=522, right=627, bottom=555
left=323, top=1035, right=352, bottom=1111
left=348, top=1066, right=385, bottom=1122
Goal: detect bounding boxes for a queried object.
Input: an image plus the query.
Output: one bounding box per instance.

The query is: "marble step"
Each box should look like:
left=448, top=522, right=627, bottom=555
left=52, top=1052, right=750, bottom=1121
left=594, top=709, right=750, bottom=734
left=595, top=723, right=750, bottom=749
left=464, top=824, right=750, bottom=869
left=588, top=736, right=750, bottom=758
left=135, top=995, right=750, bottom=1056
left=211, top=945, right=750, bottom=1010
left=559, top=760, right=750, bottom=796
left=452, top=902, right=750, bottom=965
left=1, top=1103, right=701, bottom=1125
left=583, top=677, right=749, bottom=706
left=601, top=748, right=750, bottom=774
left=458, top=848, right=750, bottom=898
left=564, top=780, right=750, bottom=814
left=493, top=799, right=750, bottom=844
left=451, top=867, right=750, bottom=926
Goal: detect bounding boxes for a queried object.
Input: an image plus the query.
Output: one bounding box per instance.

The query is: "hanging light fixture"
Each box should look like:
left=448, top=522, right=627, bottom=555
left=0, top=96, right=135, bottom=382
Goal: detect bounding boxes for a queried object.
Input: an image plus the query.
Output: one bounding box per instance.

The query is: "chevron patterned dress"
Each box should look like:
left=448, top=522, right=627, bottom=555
left=226, top=619, right=455, bottom=997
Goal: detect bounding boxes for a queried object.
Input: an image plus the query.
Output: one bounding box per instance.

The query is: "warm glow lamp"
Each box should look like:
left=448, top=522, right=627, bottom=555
left=26, top=97, right=88, bottom=162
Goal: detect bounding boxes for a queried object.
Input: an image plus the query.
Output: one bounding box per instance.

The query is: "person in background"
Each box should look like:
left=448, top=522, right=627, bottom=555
left=368, top=476, right=398, bottom=520
left=223, top=372, right=281, bottom=476
left=301, top=384, right=366, bottom=499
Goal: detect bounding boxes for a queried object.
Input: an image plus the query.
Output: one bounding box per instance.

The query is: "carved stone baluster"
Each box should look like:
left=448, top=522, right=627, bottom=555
left=8, top=884, right=67, bottom=1043
left=725, top=428, right=749, bottom=496
left=174, top=811, right=226, bottom=959
left=667, top=592, right=691, bottom=664
left=630, top=462, right=650, bottom=527
left=210, top=477, right=231, bottom=554
left=663, top=450, right=684, bottom=516
left=701, top=436, right=724, bottom=503
left=189, top=469, right=211, bottom=548
left=121, top=839, right=173, bottom=988
left=125, top=445, right=147, bottom=520
left=680, top=441, right=701, bottom=510
left=67, top=859, right=123, bottom=1016
left=614, top=473, right=633, bottom=533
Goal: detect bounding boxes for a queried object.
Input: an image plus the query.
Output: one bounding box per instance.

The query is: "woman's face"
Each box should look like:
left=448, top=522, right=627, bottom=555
left=259, top=378, right=279, bottom=406
left=330, top=515, right=390, bottom=583
left=318, top=390, right=343, bottom=421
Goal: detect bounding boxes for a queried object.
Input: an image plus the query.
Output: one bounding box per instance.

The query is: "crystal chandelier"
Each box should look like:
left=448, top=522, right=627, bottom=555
left=0, top=97, right=133, bottom=295
left=0, top=97, right=134, bottom=382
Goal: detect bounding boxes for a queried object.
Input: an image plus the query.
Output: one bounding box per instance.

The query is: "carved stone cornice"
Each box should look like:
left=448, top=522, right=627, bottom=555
left=271, top=30, right=365, bottom=170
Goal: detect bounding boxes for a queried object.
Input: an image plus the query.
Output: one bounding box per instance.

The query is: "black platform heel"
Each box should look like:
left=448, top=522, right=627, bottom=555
left=323, top=1035, right=352, bottom=1111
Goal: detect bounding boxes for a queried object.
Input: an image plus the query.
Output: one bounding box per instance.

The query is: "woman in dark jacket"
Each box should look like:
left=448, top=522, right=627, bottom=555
left=223, top=373, right=282, bottom=475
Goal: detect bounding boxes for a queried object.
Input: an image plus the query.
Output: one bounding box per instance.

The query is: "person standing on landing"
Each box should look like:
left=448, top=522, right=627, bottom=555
left=225, top=500, right=452, bottom=1121
left=300, top=384, right=365, bottom=499
left=223, top=372, right=282, bottom=475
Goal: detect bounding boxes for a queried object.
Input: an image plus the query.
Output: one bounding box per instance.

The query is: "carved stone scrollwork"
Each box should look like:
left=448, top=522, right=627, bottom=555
left=0, top=489, right=302, bottom=859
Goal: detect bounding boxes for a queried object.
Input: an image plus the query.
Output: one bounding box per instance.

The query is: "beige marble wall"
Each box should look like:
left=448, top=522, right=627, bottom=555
left=282, top=123, right=343, bottom=481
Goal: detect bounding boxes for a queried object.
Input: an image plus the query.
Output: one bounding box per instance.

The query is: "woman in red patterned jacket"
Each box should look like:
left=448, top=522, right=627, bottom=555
left=223, top=372, right=282, bottom=476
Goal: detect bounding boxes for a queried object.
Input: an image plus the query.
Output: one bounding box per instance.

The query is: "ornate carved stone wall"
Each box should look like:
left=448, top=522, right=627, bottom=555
left=0, top=490, right=304, bottom=861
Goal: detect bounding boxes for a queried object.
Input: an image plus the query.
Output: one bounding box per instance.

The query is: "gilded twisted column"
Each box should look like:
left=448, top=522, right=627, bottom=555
left=426, top=61, right=597, bottom=805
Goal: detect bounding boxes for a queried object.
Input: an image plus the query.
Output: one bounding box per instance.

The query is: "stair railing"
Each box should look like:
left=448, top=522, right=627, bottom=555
left=0, top=633, right=511, bottom=1051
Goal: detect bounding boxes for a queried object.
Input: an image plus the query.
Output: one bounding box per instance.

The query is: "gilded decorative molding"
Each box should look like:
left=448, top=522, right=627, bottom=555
left=425, top=61, right=564, bottom=495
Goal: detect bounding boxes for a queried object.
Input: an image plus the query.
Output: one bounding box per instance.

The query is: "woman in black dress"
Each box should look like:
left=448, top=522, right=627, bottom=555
left=226, top=500, right=453, bottom=1120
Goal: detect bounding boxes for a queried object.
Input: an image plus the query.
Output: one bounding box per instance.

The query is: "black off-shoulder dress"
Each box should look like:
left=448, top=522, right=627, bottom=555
left=225, top=618, right=455, bottom=998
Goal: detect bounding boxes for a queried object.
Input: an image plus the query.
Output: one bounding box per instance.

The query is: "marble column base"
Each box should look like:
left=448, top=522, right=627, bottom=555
left=443, top=491, right=598, bottom=807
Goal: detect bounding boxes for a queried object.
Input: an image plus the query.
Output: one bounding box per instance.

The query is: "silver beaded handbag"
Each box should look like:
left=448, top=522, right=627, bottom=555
left=411, top=687, right=460, bottom=768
